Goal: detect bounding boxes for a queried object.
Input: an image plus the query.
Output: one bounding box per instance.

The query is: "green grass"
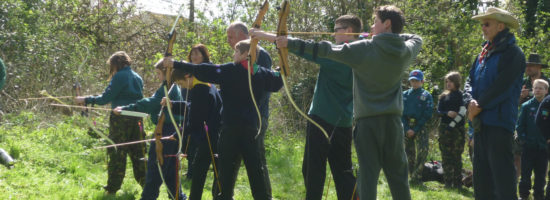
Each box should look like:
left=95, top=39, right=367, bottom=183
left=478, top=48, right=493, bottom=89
left=0, top=112, right=474, bottom=199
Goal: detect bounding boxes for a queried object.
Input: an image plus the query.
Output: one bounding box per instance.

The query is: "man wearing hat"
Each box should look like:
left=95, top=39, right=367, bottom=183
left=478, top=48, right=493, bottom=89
left=402, top=69, right=433, bottom=184
left=464, top=7, right=526, bottom=199
left=520, top=53, right=549, bottom=104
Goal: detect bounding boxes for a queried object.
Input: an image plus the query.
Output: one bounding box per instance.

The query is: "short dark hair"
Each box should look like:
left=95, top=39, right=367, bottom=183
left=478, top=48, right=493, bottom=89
left=154, top=59, right=165, bottom=73
left=171, top=68, right=191, bottom=82
left=235, top=39, right=252, bottom=55
left=375, top=5, right=405, bottom=34
left=187, top=44, right=211, bottom=64
left=335, top=15, right=363, bottom=35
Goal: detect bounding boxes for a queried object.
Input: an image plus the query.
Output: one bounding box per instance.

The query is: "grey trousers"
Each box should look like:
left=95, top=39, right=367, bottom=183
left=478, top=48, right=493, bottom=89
left=354, top=115, right=411, bottom=200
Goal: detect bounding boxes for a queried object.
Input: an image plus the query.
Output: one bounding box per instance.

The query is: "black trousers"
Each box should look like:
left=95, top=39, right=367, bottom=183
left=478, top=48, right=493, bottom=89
left=189, top=131, right=220, bottom=200
left=183, top=130, right=197, bottom=179
left=214, top=125, right=271, bottom=200
left=303, top=115, right=356, bottom=200
left=473, top=123, right=517, bottom=200
left=545, top=143, right=550, bottom=199
left=519, top=146, right=547, bottom=198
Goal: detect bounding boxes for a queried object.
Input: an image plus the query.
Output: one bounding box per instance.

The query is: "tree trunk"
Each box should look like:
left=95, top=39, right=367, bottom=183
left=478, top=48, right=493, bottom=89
left=189, top=0, right=195, bottom=23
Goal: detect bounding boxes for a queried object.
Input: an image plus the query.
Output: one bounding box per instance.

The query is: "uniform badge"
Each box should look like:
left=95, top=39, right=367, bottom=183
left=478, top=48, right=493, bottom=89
left=543, top=110, right=549, bottom=117
left=420, top=95, right=426, bottom=101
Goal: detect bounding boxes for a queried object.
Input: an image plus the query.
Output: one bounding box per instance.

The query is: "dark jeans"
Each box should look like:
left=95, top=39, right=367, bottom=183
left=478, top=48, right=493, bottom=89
left=189, top=131, right=220, bottom=200
left=183, top=131, right=197, bottom=179
left=140, top=124, right=185, bottom=200
left=545, top=143, right=550, bottom=199
left=354, top=115, right=411, bottom=200
left=473, top=123, right=517, bottom=200
left=214, top=125, right=271, bottom=200
left=303, top=115, right=356, bottom=200
left=519, top=146, right=547, bottom=198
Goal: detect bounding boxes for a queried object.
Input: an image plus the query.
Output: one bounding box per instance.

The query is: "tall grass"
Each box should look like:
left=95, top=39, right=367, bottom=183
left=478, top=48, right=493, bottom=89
left=0, top=112, right=474, bottom=199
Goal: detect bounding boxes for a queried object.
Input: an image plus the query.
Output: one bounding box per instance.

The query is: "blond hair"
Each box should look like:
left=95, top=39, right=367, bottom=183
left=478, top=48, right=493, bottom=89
left=534, top=79, right=549, bottom=90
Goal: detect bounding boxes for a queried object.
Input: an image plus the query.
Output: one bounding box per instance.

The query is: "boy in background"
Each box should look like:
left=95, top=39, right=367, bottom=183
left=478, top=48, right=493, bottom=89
left=402, top=69, right=433, bottom=184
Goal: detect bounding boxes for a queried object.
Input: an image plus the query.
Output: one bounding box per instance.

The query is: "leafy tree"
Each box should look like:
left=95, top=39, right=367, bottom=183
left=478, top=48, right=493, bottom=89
left=1, top=0, right=549, bottom=133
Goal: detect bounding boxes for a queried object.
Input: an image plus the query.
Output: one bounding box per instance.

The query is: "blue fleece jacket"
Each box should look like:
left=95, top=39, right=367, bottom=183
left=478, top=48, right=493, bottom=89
left=536, top=95, right=550, bottom=139
left=402, top=88, right=433, bottom=133
left=86, top=66, right=144, bottom=108
left=463, top=29, right=526, bottom=132
left=122, top=81, right=183, bottom=125
left=517, top=97, right=546, bottom=149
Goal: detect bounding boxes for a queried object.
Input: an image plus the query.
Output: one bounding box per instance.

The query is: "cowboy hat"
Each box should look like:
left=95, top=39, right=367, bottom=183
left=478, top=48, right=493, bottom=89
left=527, top=53, right=549, bottom=68
left=472, top=7, right=519, bottom=29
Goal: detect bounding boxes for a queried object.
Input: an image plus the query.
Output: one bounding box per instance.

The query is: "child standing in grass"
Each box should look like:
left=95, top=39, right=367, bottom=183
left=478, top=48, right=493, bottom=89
left=161, top=67, right=222, bottom=200
left=436, top=71, right=465, bottom=189
left=112, top=58, right=185, bottom=200
left=402, top=69, right=433, bottom=184
left=517, top=79, right=549, bottom=200
left=163, top=39, right=283, bottom=199
left=183, top=44, right=213, bottom=180
left=535, top=82, right=550, bottom=198
left=75, top=51, right=146, bottom=195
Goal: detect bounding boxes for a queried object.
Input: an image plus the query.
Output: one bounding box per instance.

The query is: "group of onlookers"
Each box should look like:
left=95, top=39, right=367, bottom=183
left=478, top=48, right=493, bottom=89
left=63, top=4, right=550, bottom=200
left=402, top=7, right=550, bottom=200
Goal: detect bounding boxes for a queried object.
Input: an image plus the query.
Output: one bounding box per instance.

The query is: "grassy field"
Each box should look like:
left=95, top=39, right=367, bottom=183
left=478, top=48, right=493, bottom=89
left=0, top=111, right=474, bottom=199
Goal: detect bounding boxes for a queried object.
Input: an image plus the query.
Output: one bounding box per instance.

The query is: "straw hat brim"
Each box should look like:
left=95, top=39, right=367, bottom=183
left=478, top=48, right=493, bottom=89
left=472, top=12, right=519, bottom=29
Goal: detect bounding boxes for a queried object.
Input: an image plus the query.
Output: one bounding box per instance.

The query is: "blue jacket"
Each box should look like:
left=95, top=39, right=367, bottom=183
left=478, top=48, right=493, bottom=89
left=122, top=81, right=184, bottom=125
left=464, top=29, right=526, bottom=132
left=517, top=97, right=546, bottom=149
left=402, top=88, right=433, bottom=133
left=536, top=95, right=550, bottom=139
left=86, top=66, right=144, bottom=108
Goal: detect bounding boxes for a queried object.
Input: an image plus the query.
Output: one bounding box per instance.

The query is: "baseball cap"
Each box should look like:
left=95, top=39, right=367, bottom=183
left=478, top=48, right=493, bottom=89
left=408, top=70, right=424, bottom=81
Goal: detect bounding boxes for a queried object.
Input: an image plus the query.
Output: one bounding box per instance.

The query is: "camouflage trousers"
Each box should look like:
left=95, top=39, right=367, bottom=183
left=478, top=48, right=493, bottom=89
left=405, top=129, right=429, bottom=181
left=438, top=124, right=465, bottom=187
left=104, top=113, right=147, bottom=193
